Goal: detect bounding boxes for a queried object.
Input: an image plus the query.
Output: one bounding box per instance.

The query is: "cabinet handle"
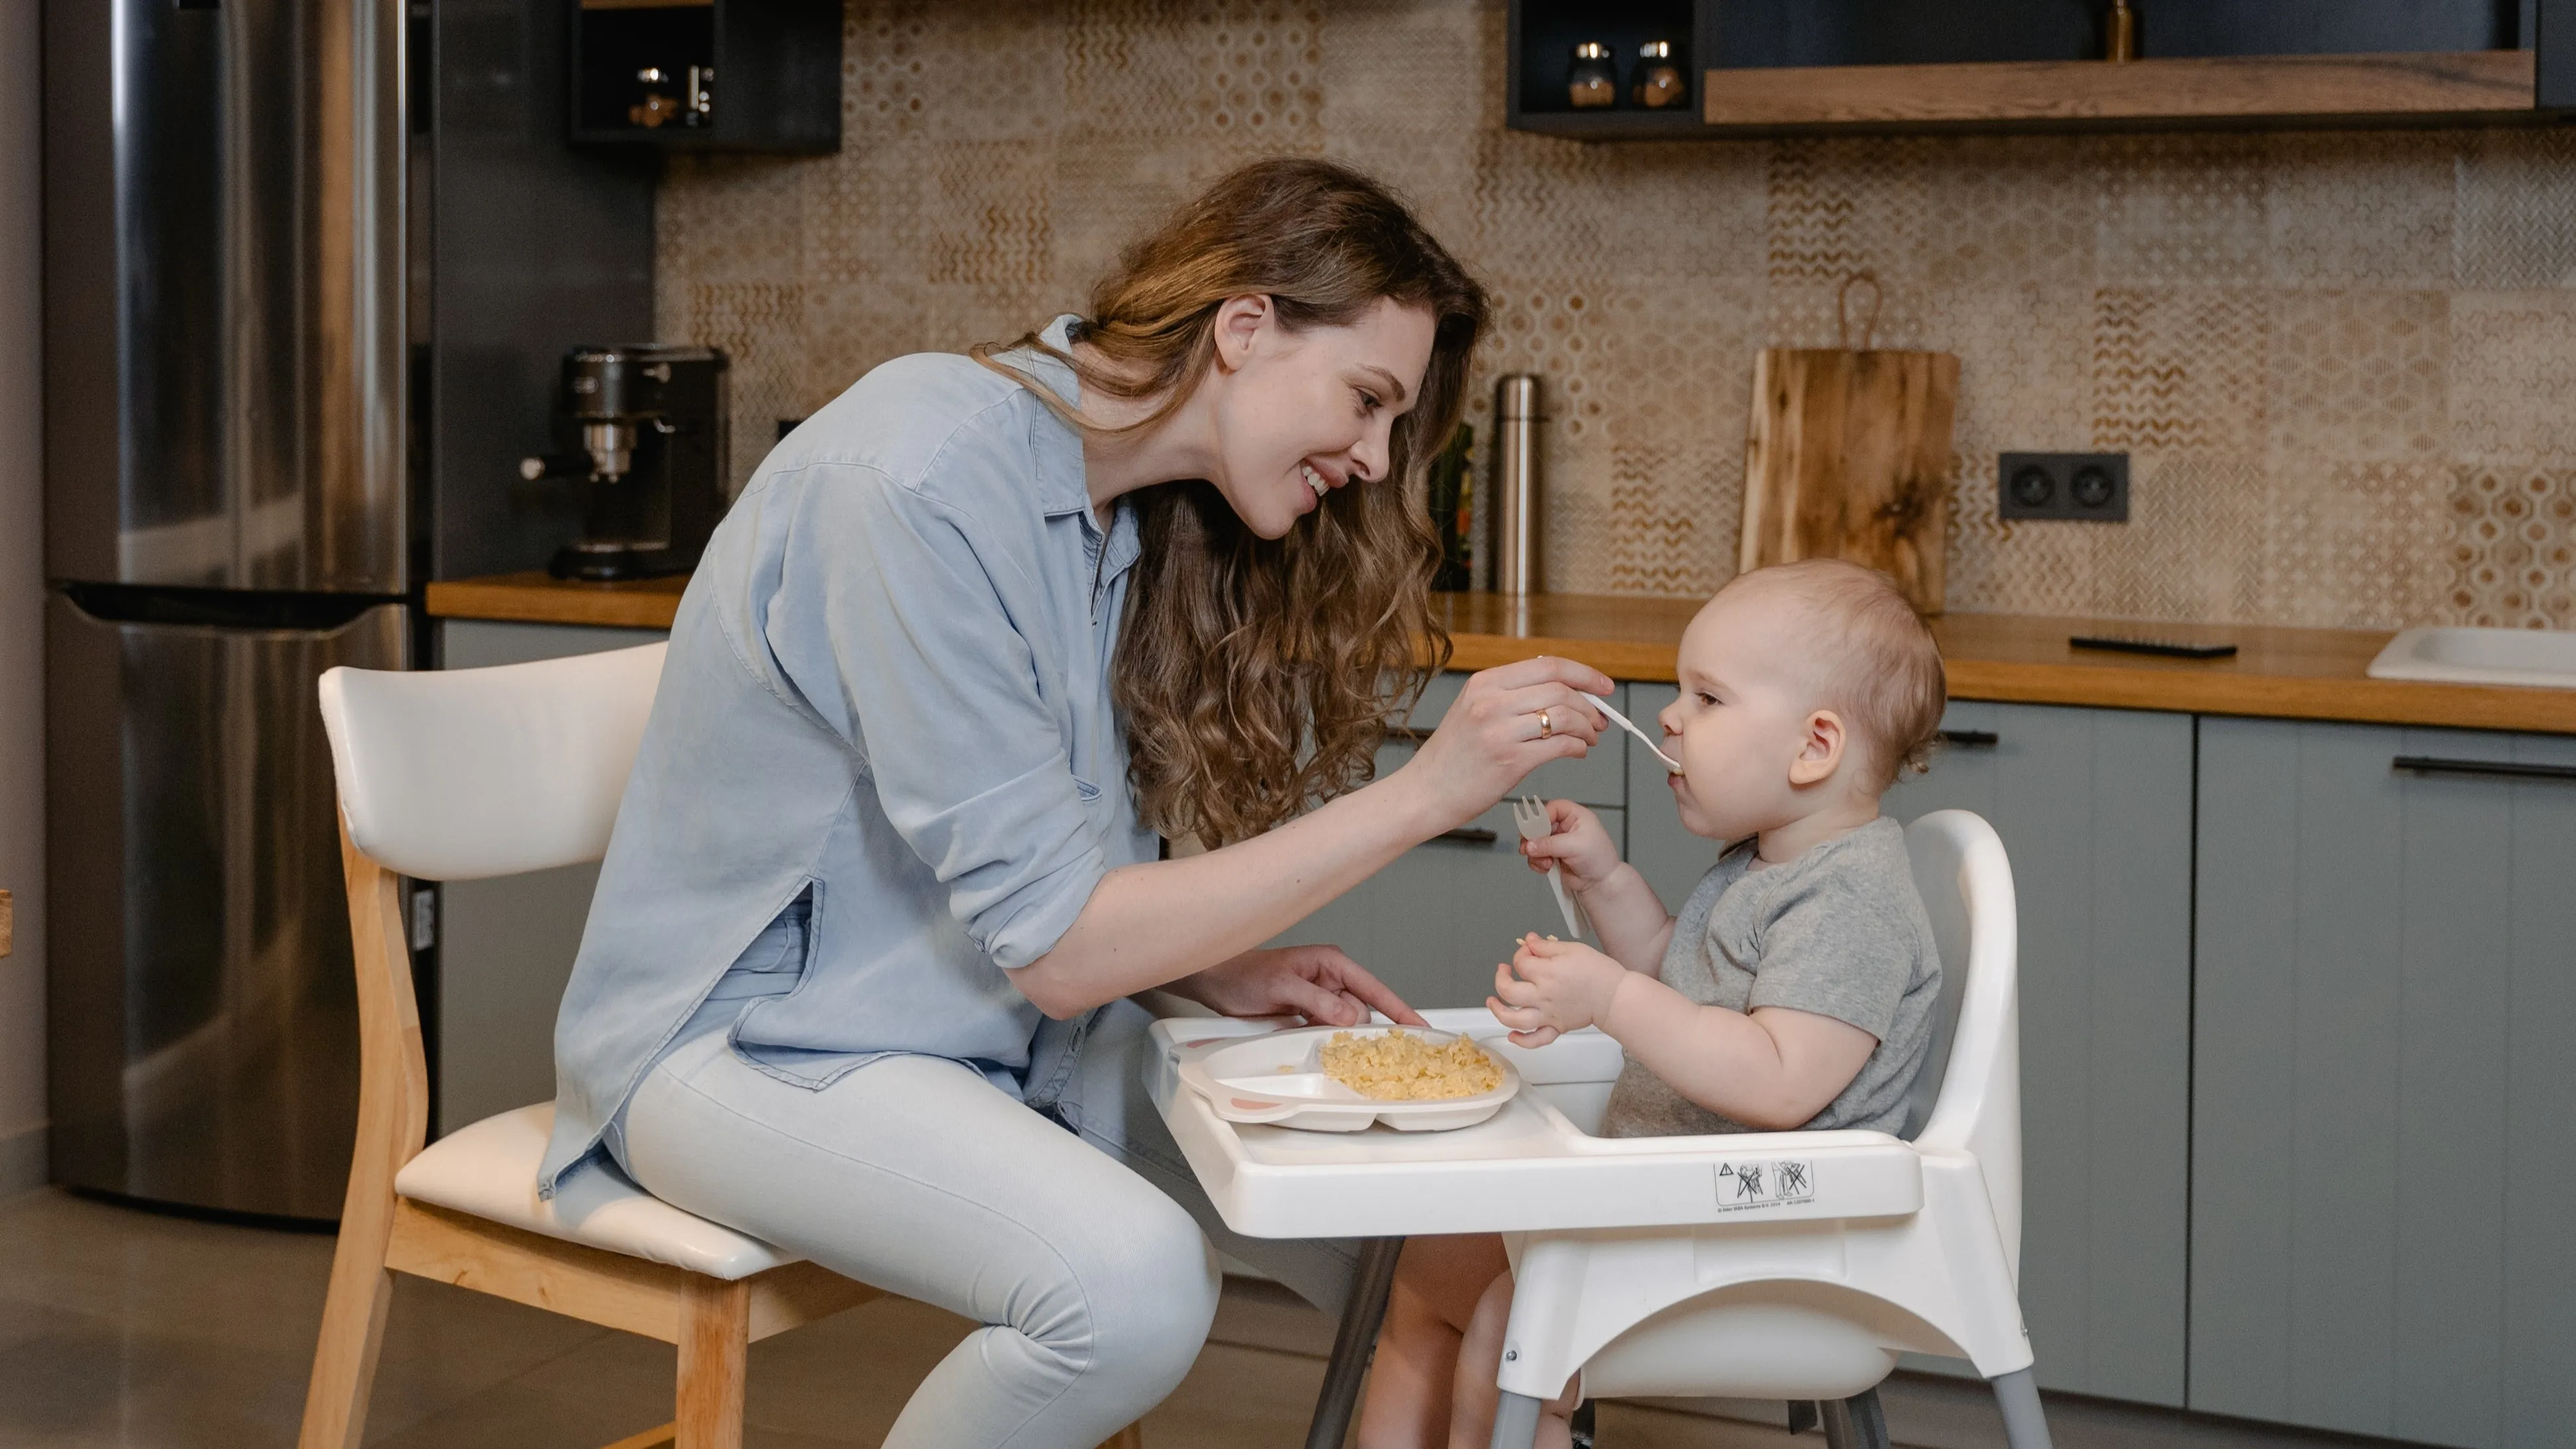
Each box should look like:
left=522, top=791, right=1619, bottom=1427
left=1939, top=729, right=2000, bottom=748
left=1432, top=827, right=1500, bottom=846
left=2392, top=755, right=2576, bottom=784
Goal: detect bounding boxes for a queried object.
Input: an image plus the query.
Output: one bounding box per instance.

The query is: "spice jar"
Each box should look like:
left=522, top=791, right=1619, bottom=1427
left=1567, top=42, right=1617, bottom=109
left=1631, top=40, right=1685, bottom=109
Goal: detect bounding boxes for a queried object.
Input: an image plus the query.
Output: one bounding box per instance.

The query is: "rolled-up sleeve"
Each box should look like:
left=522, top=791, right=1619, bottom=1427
left=768, top=454, right=1106, bottom=971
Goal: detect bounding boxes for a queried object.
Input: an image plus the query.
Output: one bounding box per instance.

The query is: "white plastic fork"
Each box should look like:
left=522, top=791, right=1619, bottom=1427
left=1512, top=794, right=1588, bottom=939
left=1582, top=692, right=1683, bottom=774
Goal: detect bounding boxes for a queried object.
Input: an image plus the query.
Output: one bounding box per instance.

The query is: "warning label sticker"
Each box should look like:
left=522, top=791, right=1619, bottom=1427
left=1713, top=1158, right=1816, bottom=1211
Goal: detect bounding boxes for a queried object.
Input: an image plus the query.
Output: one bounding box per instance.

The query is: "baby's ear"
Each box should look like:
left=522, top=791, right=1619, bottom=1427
left=1788, top=708, right=1846, bottom=786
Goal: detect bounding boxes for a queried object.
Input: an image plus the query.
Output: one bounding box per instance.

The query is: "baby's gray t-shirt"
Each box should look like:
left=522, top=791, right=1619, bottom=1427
left=1599, top=816, right=1942, bottom=1139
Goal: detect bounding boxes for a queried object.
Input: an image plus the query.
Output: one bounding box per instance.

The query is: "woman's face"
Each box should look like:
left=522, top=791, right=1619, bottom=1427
left=1202, top=295, right=1438, bottom=539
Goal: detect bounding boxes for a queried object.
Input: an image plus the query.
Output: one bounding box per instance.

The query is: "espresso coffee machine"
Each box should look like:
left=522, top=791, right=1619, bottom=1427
left=523, top=344, right=732, bottom=580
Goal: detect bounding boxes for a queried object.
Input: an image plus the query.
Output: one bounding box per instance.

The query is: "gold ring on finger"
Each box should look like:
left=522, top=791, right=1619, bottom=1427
left=1537, top=708, right=1553, bottom=740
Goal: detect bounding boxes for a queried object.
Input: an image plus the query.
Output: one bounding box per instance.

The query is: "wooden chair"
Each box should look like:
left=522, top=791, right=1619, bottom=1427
left=300, top=644, right=1142, bottom=1449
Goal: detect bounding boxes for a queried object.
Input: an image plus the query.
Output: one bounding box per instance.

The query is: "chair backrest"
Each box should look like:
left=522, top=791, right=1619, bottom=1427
left=1899, top=809, right=2023, bottom=1274
left=312, top=644, right=669, bottom=1199
left=316, top=643, right=668, bottom=881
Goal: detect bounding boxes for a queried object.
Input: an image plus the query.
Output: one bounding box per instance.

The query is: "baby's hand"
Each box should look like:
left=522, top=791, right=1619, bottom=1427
left=1518, top=799, right=1621, bottom=892
left=1488, top=933, right=1627, bottom=1047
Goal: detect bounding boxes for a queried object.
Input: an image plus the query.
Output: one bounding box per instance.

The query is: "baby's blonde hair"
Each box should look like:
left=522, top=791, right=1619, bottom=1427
left=1719, top=559, right=1947, bottom=794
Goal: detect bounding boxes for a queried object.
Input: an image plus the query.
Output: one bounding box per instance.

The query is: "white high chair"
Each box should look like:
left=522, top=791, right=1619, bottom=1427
left=301, top=645, right=1142, bottom=1449
left=1148, top=809, right=2049, bottom=1449
left=1484, top=808, right=2049, bottom=1449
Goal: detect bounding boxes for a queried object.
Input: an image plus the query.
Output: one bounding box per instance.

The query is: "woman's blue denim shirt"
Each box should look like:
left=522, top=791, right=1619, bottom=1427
left=539, top=319, right=1152, bottom=1196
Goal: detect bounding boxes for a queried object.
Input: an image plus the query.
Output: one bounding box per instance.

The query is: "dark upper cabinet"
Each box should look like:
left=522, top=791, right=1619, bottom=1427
left=1510, top=0, right=2567, bottom=137
left=570, top=0, right=839, bottom=155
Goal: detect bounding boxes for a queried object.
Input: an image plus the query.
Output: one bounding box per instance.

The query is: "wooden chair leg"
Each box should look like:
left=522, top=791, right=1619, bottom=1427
left=677, top=1276, right=751, bottom=1449
left=295, top=1251, right=399, bottom=1449
left=301, top=833, right=429, bottom=1449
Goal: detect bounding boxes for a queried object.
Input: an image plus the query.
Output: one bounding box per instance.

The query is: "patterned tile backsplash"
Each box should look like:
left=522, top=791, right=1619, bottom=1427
left=657, top=0, right=2576, bottom=631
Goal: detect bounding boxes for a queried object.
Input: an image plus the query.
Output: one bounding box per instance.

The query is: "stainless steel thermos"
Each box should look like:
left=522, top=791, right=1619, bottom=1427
left=1489, top=374, right=1544, bottom=596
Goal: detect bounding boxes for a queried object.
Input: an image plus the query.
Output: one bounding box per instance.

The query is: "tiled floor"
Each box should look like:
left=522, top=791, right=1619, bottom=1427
left=0, top=1187, right=2417, bottom=1449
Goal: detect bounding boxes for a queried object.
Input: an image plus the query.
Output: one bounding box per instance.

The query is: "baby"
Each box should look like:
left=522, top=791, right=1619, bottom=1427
left=1357, top=559, right=1950, bottom=1449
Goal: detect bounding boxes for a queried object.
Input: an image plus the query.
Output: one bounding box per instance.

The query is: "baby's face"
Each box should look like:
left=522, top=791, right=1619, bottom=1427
left=1655, top=587, right=1834, bottom=841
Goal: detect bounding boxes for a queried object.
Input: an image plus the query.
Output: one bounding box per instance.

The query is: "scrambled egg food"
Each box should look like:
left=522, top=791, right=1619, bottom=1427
left=1318, top=1029, right=1503, bottom=1101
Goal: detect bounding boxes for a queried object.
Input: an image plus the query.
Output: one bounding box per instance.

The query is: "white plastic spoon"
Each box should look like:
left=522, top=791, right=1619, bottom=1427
left=1583, top=692, right=1684, bottom=774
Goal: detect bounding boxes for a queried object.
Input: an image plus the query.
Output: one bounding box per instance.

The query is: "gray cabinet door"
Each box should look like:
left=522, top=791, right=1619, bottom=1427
left=1274, top=803, right=1626, bottom=1010
left=1883, top=701, right=2196, bottom=1407
left=2192, top=718, right=2576, bottom=1449
left=433, top=620, right=666, bottom=1135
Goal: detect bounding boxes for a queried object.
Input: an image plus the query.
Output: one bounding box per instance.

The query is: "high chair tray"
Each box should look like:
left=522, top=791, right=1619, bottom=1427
left=1150, top=1009, right=1929, bottom=1241
left=1176, top=1024, right=1523, bottom=1133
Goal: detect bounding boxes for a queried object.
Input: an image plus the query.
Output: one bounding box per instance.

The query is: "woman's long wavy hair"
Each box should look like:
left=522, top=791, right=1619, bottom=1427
left=975, top=158, right=1486, bottom=847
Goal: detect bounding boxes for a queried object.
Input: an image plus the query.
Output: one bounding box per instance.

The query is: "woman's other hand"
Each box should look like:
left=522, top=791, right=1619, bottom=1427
left=1487, top=932, right=1625, bottom=1047
left=1174, top=945, right=1430, bottom=1028
left=1519, top=798, right=1621, bottom=892
left=1398, top=656, right=1615, bottom=834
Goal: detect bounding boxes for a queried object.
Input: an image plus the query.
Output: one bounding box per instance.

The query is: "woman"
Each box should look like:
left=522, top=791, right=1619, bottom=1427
left=537, top=159, right=1614, bottom=1448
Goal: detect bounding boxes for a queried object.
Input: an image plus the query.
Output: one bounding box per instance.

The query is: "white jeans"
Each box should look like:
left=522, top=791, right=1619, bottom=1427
left=620, top=998, right=1357, bottom=1449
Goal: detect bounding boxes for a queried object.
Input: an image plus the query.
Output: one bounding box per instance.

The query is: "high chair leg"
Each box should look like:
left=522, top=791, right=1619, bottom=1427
left=1488, top=1390, right=1542, bottom=1449
left=1308, top=1237, right=1411, bottom=1444
left=1305, top=1236, right=1404, bottom=1449
left=1990, top=1369, right=2055, bottom=1449
left=1820, top=1388, right=1889, bottom=1449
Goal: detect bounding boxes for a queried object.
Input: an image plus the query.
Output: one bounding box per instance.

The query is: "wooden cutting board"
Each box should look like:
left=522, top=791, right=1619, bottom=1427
left=1739, top=346, right=1960, bottom=614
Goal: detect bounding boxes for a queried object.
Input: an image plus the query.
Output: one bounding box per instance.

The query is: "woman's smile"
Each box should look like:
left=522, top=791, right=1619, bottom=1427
left=1301, top=458, right=1347, bottom=497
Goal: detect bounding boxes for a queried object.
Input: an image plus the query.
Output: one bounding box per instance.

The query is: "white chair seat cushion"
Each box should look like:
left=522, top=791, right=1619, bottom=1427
left=394, top=1103, right=797, bottom=1280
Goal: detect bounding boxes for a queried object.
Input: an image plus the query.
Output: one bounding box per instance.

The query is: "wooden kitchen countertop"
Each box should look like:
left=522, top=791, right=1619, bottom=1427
left=427, top=571, right=691, bottom=631
left=427, top=574, right=2576, bottom=736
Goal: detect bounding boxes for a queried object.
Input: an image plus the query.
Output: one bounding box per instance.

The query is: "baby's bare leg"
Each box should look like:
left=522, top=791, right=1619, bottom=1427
left=1358, top=1235, right=1511, bottom=1449
left=1450, top=1269, right=1582, bottom=1449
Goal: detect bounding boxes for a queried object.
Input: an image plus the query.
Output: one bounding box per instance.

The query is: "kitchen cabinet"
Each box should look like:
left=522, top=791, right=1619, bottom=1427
left=432, top=620, right=666, bottom=1135
left=570, top=0, right=841, bottom=154
left=2191, top=718, right=2576, bottom=1449
left=1509, top=0, right=2565, bottom=139
left=1884, top=702, right=2195, bottom=1405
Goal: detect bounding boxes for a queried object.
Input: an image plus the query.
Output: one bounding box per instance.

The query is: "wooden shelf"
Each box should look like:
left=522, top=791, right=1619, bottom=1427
left=1699, top=48, right=2536, bottom=130
left=1509, top=108, right=1710, bottom=140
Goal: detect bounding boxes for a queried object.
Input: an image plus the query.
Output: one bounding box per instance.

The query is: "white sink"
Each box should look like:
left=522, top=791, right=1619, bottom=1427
left=2366, top=626, right=2576, bottom=689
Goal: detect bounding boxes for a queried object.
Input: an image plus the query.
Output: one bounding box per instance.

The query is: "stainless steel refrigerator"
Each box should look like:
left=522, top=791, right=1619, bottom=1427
left=44, top=0, right=652, bottom=1218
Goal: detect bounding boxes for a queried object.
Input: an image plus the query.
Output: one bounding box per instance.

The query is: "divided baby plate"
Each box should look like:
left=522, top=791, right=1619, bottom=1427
left=1173, top=1024, right=1523, bottom=1133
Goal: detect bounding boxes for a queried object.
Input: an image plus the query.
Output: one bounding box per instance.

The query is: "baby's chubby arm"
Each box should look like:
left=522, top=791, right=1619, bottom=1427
left=1489, top=935, right=1878, bottom=1130
left=1517, top=799, right=1674, bottom=971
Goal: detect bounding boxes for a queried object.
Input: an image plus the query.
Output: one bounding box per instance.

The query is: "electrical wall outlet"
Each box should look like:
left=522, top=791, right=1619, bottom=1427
left=1998, top=452, right=2129, bottom=521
